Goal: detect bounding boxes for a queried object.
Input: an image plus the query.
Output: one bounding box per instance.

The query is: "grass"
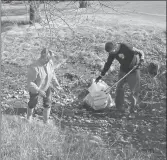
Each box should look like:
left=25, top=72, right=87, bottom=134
left=1, top=2, right=166, bottom=160
left=2, top=115, right=159, bottom=160
left=100, top=1, right=166, bottom=15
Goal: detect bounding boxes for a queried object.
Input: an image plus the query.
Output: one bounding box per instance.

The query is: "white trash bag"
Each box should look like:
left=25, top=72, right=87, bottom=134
left=83, top=79, right=115, bottom=110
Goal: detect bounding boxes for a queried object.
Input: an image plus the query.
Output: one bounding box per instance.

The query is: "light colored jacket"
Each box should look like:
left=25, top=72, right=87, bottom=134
left=27, top=59, right=59, bottom=94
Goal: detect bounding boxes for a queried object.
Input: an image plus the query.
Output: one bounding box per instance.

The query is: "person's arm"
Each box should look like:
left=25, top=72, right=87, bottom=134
left=27, top=67, right=40, bottom=94
left=52, top=71, right=60, bottom=88
left=101, top=54, right=115, bottom=76
left=132, top=47, right=145, bottom=61
left=49, top=59, right=60, bottom=88
left=95, top=54, right=115, bottom=83
left=51, top=71, right=64, bottom=92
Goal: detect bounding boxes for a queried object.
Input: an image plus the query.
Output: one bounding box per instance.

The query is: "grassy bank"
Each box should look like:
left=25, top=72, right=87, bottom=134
left=2, top=115, right=163, bottom=160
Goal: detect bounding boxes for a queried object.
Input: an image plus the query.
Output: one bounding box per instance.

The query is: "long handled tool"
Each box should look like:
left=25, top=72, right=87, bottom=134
left=103, top=65, right=139, bottom=94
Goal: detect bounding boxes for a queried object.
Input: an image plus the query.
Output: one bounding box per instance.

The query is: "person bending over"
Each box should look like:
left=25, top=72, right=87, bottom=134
left=95, top=42, right=144, bottom=114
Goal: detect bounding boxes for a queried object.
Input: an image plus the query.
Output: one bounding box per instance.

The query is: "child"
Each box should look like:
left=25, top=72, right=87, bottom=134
left=27, top=48, right=62, bottom=124
left=95, top=42, right=144, bottom=114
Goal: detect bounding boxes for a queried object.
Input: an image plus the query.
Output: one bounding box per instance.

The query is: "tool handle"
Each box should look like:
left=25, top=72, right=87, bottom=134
left=104, top=65, right=138, bottom=94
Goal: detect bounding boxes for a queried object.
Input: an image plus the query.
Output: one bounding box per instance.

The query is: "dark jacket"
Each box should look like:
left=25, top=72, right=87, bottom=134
left=101, top=43, right=144, bottom=75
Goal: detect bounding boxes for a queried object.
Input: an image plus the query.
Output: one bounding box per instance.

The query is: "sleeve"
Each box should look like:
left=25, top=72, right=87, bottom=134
left=27, top=66, right=40, bottom=94
left=101, top=54, right=115, bottom=76
left=49, top=60, right=60, bottom=88
left=52, top=71, right=60, bottom=88
left=133, top=47, right=145, bottom=60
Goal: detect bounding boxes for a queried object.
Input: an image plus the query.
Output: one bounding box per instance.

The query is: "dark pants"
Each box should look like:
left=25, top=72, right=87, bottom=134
left=28, top=87, right=52, bottom=109
left=115, top=69, right=140, bottom=112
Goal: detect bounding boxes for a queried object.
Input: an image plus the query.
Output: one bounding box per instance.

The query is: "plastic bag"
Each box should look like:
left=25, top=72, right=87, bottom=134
left=83, top=79, right=115, bottom=110
left=88, top=79, right=108, bottom=95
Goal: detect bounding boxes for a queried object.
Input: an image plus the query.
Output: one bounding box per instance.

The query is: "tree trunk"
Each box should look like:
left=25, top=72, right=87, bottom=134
left=29, top=4, right=35, bottom=24
left=79, top=1, right=88, bottom=8
left=29, top=1, right=41, bottom=25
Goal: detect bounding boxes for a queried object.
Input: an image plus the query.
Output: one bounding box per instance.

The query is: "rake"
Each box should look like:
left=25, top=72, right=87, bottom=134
left=103, top=64, right=139, bottom=94
left=94, top=52, right=140, bottom=94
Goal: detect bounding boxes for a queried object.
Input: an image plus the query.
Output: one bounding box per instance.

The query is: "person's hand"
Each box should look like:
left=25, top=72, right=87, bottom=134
left=38, top=89, right=46, bottom=98
left=137, top=59, right=144, bottom=69
left=95, top=76, right=102, bottom=83
left=139, top=59, right=144, bottom=65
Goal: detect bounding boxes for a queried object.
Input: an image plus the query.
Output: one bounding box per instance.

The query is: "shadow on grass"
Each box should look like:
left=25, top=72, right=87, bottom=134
left=3, top=107, right=27, bottom=116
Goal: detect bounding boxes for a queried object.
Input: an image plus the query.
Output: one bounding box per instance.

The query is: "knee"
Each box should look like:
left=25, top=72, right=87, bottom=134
left=28, top=93, right=38, bottom=109
left=28, top=100, right=37, bottom=109
left=116, top=87, right=124, bottom=95
left=116, top=82, right=125, bottom=90
left=43, top=98, right=52, bottom=108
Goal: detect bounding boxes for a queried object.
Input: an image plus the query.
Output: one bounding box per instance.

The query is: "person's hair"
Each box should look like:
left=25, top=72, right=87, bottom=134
left=105, top=42, right=114, bottom=52
left=41, top=48, right=53, bottom=57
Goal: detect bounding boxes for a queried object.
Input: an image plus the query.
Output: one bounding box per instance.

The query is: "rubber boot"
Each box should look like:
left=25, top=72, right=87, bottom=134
left=130, top=95, right=138, bottom=113
left=43, top=108, right=51, bottom=124
left=128, top=95, right=138, bottom=118
left=27, top=107, right=34, bottom=123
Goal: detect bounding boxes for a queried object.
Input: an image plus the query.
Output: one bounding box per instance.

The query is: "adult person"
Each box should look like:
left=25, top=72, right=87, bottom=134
left=95, top=42, right=145, bottom=115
